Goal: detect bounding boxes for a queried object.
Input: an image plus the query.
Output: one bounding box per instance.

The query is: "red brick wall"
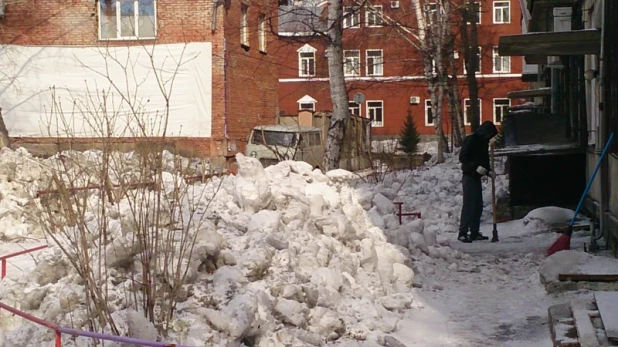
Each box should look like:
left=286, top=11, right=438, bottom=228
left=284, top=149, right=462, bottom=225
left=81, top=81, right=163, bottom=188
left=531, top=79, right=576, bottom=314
left=276, top=0, right=528, bottom=137
left=222, top=0, right=279, bottom=154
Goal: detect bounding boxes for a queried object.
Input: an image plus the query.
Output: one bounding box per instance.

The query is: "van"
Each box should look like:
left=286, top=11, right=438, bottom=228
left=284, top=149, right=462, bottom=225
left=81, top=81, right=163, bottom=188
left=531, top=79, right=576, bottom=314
left=245, top=124, right=324, bottom=168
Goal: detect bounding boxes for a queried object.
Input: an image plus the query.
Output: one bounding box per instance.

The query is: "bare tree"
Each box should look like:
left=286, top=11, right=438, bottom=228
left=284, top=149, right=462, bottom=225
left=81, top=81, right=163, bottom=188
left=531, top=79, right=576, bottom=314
left=459, top=0, right=481, bottom=132
left=323, top=0, right=351, bottom=170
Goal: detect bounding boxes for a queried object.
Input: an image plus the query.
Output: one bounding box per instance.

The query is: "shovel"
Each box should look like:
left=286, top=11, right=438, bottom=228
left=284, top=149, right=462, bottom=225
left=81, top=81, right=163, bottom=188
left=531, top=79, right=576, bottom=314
left=546, top=132, right=615, bottom=256
left=490, top=142, right=499, bottom=243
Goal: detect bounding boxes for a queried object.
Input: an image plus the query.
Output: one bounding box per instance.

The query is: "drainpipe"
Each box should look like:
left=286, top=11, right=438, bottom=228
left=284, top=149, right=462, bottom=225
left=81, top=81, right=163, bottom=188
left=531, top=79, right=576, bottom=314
left=598, top=0, right=609, bottom=245
left=212, top=0, right=223, bottom=31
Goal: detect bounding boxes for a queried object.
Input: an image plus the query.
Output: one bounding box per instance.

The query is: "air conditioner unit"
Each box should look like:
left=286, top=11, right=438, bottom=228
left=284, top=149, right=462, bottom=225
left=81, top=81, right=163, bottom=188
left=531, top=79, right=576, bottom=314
left=390, top=1, right=400, bottom=9
left=409, top=96, right=420, bottom=105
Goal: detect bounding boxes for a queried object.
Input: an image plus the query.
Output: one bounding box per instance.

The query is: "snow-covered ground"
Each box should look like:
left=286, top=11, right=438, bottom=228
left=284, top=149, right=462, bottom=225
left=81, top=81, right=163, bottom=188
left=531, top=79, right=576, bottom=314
left=0, top=147, right=601, bottom=347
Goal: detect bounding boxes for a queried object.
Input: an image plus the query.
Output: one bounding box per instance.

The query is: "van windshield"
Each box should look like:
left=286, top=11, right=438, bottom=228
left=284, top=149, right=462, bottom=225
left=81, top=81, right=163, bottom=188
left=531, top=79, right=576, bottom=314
left=252, top=130, right=298, bottom=147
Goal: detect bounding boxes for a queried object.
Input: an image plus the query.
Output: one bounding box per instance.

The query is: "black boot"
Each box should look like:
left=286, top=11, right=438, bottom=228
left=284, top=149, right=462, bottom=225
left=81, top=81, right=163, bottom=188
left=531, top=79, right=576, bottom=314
left=470, top=232, right=489, bottom=241
left=458, top=234, right=473, bottom=243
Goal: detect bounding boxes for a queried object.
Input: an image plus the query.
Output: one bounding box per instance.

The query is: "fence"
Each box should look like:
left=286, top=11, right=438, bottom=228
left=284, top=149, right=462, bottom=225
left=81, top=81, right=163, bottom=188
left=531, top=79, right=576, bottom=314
left=0, top=246, right=190, bottom=347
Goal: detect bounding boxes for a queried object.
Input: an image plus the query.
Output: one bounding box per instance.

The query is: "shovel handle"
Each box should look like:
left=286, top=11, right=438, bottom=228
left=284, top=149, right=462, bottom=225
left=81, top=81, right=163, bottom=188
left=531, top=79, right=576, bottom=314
left=490, top=142, right=499, bottom=242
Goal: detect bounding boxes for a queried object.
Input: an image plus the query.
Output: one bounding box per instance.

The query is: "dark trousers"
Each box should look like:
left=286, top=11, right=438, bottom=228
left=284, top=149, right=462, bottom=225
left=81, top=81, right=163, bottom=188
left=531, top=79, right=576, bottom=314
left=459, top=174, right=483, bottom=236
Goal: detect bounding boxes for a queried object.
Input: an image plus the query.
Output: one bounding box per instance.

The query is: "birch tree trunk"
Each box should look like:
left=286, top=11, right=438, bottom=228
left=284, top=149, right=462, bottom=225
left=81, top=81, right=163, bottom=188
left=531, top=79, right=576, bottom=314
left=461, top=0, right=481, bottom=132
left=323, top=0, right=350, bottom=171
left=446, top=55, right=466, bottom=146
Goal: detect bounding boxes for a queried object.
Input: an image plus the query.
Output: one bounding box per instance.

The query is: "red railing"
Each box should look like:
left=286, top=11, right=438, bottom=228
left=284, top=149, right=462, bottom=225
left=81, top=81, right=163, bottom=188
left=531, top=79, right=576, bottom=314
left=394, top=202, right=422, bottom=225
left=0, top=246, right=190, bottom=347
left=0, top=244, right=48, bottom=279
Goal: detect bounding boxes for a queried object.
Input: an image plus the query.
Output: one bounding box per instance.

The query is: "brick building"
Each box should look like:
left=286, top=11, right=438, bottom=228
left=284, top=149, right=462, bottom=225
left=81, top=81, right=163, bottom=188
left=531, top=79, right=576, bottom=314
left=0, top=0, right=279, bottom=158
left=276, top=0, right=528, bottom=138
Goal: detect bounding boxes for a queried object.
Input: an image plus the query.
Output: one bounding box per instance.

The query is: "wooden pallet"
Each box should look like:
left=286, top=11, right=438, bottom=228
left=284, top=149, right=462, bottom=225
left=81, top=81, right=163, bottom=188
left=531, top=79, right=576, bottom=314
left=559, top=274, right=618, bottom=282
left=571, top=298, right=600, bottom=347
left=594, top=291, right=618, bottom=342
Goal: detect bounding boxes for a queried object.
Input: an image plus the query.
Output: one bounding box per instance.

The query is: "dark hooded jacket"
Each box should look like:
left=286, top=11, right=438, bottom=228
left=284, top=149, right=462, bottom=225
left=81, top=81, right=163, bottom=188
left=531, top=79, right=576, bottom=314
left=459, top=121, right=498, bottom=179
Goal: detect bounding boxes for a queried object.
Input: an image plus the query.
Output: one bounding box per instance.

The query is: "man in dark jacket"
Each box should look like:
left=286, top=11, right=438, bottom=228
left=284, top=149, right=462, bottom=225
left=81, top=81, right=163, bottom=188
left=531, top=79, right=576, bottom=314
left=458, top=121, right=498, bottom=243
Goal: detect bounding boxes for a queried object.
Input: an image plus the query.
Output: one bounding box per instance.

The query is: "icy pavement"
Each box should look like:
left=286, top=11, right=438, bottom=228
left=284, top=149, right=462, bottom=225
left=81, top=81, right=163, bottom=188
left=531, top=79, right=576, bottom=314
left=346, top=220, right=591, bottom=347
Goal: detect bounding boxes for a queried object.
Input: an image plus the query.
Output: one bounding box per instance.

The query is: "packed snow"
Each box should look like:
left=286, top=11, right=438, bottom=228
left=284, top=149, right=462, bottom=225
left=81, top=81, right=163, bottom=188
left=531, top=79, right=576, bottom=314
left=0, top=146, right=605, bottom=347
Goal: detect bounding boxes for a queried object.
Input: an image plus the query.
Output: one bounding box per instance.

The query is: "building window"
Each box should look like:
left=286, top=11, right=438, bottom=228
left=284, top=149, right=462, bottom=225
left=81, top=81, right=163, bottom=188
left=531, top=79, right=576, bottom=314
left=493, top=1, right=510, bottom=24
left=241, top=4, right=249, bottom=47
left=349, top=102, right=361, bottom=116
left=343, top=6, right=360, bottom=29
left=366, top=50, right=383, bottom=76
left=464, top=98, right=482, bottom=126
left=493, top=98, right=510, bottom=124
left=463, top=47, right=481, bottom=74
left=99, top=0, right=157, bottom=40
left=474, top=2, right=481, bottom=24
left=299, top=102, right=315, bottom=111
left=425, top=2, right=438, bottom=25
left=297, top=95, right=317, bottom=111
left=343, top=50, right=361, bottom=76
left=493, top=47, right=510, bottom=73
left=367, top=100, right=384, bottom=127
left=258, top=14, right=267, bottom=52
left=366, top=5, right=384, bottom=27
left=425, top=100, right=434, bottom=126
left=298, top=44, right=316, bottom=77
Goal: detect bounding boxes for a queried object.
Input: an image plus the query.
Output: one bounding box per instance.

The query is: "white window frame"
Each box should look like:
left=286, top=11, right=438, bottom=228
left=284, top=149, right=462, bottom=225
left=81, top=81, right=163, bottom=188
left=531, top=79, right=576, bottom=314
left=343, top=50, right=361, bottom=77
left=343, top=6, right=361, bottom=29
left=366, top=49, right=383, bottom=76
left=349, top=102, right=361, bottom=117
left=258, top=13, right=267, bottom=52
left=297, top=95, right=317, bottom=111
left=241, top=4, right=249, bottom=47
left=298, top=44, right=317, bottom=77
left=493, top=98, right=510, bottom=124
left=463, top=47, right=481, bottom=74
left=465, top=2, right=482, bottom=25
left=492, top=47, right=510, bottom=73
left=425, top=2, right=439, bottom=25
left=299, top=102, right=315, bottom=111
left=98, top=0, right=158, bottom=40
left=464, top=98, right=482, bottom=126
left=425, top=99, right=434, bottom=126
left=493, top=1, right=510, bottom=24
left=366, top=5, right=384, bottom=27
left=367, top=100, right=384, bottom=127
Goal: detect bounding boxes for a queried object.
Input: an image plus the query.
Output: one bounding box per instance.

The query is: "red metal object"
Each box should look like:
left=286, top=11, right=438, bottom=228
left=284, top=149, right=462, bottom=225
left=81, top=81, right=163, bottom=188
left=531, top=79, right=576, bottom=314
left=0, top=245, right=48, bottom=279
left=55, top=331, right=62, bottom=347
left=394, top=202, right=421, bottom=225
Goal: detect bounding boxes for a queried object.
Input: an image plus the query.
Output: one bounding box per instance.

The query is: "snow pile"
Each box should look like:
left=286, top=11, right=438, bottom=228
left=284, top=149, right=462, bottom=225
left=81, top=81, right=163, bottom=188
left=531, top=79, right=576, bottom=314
left=539, top=250, right=618, bottom=293
left=0, top=150, right=435, bottom=347
left=523, top=206, right=584, bottom=231
left=364, top=154, right=509, bottom=245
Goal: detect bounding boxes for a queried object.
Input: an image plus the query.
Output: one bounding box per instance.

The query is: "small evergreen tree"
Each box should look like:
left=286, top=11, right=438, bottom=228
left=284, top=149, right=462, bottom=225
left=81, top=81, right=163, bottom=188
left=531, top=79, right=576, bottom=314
left=399, top=111, right=421, bottom=153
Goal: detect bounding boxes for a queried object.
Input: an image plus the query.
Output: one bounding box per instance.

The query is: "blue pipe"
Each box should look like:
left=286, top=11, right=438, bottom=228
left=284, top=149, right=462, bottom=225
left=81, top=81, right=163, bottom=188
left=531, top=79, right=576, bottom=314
left=567, top=132, right=615, bottom=236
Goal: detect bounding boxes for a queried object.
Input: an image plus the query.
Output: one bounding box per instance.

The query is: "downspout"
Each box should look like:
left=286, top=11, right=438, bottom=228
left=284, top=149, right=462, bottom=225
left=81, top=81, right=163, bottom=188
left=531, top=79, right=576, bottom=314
left=598, top=0, right=609, bottom=246
left=212, top=0, right=223, bottom=31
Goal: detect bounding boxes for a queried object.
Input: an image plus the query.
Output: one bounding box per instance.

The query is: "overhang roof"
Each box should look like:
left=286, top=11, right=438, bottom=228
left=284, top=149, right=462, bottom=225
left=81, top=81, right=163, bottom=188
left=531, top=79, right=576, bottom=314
left=498, top=29, right=602, bottom=56
left=508, top=87, right=552, bottom=99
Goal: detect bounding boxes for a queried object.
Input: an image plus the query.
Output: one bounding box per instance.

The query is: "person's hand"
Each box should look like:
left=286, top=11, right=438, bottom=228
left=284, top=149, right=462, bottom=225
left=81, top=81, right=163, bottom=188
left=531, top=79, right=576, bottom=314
left=476, top=166, right=487, bottom=176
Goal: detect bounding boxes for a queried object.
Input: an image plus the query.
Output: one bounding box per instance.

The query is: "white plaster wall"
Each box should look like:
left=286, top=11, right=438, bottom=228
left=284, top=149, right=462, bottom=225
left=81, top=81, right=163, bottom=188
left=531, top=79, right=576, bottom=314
left=0, top=42, right=212, bottom=138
